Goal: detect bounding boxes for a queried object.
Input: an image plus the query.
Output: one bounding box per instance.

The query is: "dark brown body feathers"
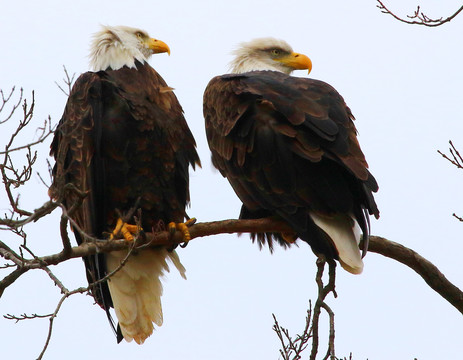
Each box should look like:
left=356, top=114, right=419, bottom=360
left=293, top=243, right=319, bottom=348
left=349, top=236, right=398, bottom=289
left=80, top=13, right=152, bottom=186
left=204, top=70, right=378, bottom=258
left=50, top=60, right=200, bottom=334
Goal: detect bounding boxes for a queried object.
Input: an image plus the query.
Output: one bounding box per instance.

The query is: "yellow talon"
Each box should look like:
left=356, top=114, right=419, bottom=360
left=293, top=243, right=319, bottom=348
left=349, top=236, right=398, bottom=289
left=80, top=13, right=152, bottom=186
left=168, top=218, right=196, bottom=242
left=110, top=218, right=142, bottom=241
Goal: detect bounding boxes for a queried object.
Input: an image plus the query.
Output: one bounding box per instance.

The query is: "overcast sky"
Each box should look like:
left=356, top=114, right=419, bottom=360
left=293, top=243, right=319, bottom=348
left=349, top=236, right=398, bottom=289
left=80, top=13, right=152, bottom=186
left=1, top=1, right=463, bottom=359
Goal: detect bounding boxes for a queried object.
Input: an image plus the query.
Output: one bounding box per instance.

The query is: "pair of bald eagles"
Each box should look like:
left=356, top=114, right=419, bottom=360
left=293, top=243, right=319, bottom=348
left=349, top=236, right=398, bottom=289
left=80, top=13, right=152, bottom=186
left=49, top=25, right=379, bottom=344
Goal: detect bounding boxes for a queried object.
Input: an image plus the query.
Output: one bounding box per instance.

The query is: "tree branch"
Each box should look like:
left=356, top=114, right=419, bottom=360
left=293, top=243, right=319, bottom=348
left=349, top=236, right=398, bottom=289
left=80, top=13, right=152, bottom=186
left=377, top=1, right=463, bottom=27
left=310, top=259, right=337, bottom=360
left=438, top=140, right=462, bottom=170
left=272, top=303, right=312, bottom=360
left=365, top=235, right=463, bottom=314
left=54, top=65, right=75, bottom=97
left=1, top=218, right=462, bottom=316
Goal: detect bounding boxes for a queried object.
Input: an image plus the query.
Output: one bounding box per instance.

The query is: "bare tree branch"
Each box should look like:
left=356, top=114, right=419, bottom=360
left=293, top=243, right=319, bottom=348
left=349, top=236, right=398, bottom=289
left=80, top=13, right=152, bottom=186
left=438, top=140, right=462, bottom=221
left=377, top=1, right=463, bottom=27
left=438, top=141, right=463, bottom=169
left=310, top=259, right=337, bottom=360
left=365, top=235, right=463, bottom=315
left=0, top=89, right=55, bottom=220
left=1, top=218, right=462, bottom=315
left=0, top=87, right=23, bottom=124
left=273, top=304, right=312, bottom=360
left=36, top=285, right=89, bottom=360
left=54, top=65, right=75, bottom=97
left=4, top=312, right=54, bottom=322
left=273, top=259, right=340, bottom=360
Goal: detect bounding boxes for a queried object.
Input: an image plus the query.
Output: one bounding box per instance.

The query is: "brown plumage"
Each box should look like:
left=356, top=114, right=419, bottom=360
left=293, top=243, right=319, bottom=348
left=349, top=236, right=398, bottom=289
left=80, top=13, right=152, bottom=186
left=49, top=26, right=200, bottom=344
left=204, top=42, right=379, bottom=273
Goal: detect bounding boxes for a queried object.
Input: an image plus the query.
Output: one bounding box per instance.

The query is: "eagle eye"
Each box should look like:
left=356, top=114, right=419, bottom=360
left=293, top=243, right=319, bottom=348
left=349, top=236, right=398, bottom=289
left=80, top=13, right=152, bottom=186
left=271, top=49, right=281, bottom=56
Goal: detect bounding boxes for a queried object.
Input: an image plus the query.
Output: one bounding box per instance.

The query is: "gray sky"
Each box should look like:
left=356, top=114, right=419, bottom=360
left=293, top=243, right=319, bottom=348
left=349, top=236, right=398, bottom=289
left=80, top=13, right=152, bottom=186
left=1, top=1, right=463, bottom=359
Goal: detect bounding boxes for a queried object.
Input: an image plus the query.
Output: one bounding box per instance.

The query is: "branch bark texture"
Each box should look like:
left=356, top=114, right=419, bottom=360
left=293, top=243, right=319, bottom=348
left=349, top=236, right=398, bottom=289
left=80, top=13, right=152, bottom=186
left=2, top=218, right=462, bottom=315
left=366, top=235, right=463, bottom=314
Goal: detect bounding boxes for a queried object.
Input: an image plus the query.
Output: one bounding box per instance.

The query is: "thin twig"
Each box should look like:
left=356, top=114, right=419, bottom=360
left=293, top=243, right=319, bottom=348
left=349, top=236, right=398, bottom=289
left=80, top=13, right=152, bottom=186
left=0, top=91, right=36, bottom=217
left=377, top=1, right=463, bottom=27
left=36, top=286, right=89, bottom=360
left=0, top=87, right=23, bottom=124
left=54, top=66, right=75, bottom=96
left=272, top=303, right=313, bottom=360
left=438, top=140, right=463, bottom=169
left=0, top=201, right=58, bottom=228
left=4, top=312, right=54, bottom=322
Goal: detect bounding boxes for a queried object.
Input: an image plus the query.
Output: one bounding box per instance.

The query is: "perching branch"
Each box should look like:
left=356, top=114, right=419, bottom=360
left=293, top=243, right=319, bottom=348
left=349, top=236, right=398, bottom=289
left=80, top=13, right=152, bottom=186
left=1, top=218, right=462, bottom=315
left=377, top=1, right=463, bottom=27
left=365, top=235, right=463, bottom=315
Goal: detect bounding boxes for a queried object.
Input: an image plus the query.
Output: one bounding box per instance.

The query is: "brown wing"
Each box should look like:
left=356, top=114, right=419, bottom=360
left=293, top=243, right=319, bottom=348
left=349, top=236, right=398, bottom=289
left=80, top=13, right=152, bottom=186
left=49, top=71, right=112, bottom=323
left=204, top=70, right=378, bottom=256
left=50, top=61, right=200, bottom=334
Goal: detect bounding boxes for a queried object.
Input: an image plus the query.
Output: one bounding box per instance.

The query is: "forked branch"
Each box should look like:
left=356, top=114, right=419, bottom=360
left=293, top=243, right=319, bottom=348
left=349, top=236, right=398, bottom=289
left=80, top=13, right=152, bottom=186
left=437, top=141, right=462, bottom=221
left=272, top=259, right=339, bottom=360
left=377, top=1, right=463, bottom=27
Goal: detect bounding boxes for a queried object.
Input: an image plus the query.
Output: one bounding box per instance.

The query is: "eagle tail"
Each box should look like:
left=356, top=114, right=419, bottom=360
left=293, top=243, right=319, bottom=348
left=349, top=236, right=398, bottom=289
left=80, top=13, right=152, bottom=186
left=309, top=212, right=363, bottom=274
left=105, top=248, right=186, bottom=344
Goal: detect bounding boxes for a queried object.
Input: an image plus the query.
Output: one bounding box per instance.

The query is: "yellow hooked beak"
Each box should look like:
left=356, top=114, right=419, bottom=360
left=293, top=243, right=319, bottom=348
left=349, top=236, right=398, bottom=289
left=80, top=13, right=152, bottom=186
left=276, top=52, right=312, bottom=74
left=148, top=38, right=171, bottom=55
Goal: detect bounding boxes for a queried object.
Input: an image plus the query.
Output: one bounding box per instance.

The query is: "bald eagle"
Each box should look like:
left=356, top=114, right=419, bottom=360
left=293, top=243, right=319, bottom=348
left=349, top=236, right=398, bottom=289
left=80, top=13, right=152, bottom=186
left=49, top=25, right=200, bottom=344
left=203, top=38, right=379, bottom=274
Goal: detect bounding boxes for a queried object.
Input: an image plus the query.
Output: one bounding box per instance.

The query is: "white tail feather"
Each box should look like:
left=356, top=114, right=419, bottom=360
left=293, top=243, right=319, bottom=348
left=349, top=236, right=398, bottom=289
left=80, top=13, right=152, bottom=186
left=106, top=248, right=186, bottom=344
left=309, top=212, right=363, bottom=274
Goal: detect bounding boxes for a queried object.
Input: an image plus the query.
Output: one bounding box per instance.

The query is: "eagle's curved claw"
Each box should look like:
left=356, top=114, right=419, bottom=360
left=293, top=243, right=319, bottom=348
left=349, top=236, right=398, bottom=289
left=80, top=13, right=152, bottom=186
left=110, top=218, right=142, bottom=241
left=168, top=218, right=196, bottom=245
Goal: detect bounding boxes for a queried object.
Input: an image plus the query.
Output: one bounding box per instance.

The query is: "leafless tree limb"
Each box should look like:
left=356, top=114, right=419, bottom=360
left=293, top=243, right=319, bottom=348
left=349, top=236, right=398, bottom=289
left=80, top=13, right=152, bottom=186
left=4, top=312, right=53, bottom=322
left=54, top=66, right=76, bottom=97
left=0, top=88, right=55, bottom=221
left=365, top=235, right=463, bottom=315
left=36, top=285, right=89, bottom=360
left=273, top=303, right=312, bottom=360
left=0, top=200, right=58, bottom=229
left=34, top=240, right=139, bottom=360
left=438, top=141, right=462, bottom=221
left=272, top=260, right=341, bottom=360
left=0, top=87, right=23, bottom=124
left=377, top=1, right=463, bottom=27
left=2, top=218, right=462, bottom=314
left=310, top=259, right=337, bottom=360
left=438, top=141, right=463, bottom=169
